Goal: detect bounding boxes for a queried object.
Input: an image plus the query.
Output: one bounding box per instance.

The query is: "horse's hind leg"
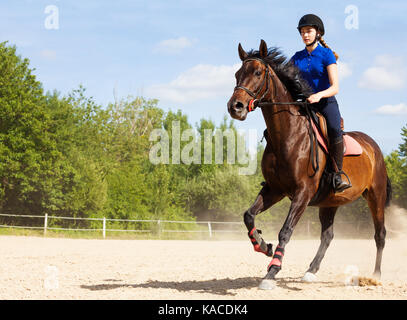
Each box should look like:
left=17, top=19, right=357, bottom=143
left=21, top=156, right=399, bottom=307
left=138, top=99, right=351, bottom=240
left=244, top=183, right=284, bottom=256
left=303, top=207, right=338, bottom=281
left=363, top=187, right=386, bottom=279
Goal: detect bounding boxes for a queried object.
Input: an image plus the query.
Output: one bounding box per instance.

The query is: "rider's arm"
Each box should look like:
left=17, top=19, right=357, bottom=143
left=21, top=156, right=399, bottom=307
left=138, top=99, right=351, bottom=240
left=307, top=63, right=339, bottom=103
left=318, top=63, right=339, bottom=98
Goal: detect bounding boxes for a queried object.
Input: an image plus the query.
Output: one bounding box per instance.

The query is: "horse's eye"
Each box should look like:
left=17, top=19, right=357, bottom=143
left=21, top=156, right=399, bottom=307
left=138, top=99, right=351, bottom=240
left=255, top=70, right=262, bottom=76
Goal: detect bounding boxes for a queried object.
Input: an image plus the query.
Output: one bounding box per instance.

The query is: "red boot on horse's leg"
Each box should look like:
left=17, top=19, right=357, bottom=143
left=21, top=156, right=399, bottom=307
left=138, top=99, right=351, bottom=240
left=259, top=245, right=285, bottom=290
left=267, top=245, right=284, bottom=272
left=248, top=228, right=273, bottom=256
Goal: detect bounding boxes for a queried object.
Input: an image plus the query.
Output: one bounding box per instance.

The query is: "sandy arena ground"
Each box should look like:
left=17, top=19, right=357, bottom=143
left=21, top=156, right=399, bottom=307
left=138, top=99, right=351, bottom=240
left=0, top=235, right=406, bottom=300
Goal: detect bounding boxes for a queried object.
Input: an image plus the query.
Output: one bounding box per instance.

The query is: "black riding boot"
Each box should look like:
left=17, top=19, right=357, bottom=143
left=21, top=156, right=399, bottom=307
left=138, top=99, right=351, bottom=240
left=330, top=137, right=351, bottom=193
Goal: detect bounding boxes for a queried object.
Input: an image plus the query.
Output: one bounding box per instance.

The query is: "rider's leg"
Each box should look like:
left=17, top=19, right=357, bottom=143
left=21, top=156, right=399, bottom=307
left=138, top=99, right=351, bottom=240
left=318, top=97, right=351, bottom=193
left=329, top=136, right=351, bottom=192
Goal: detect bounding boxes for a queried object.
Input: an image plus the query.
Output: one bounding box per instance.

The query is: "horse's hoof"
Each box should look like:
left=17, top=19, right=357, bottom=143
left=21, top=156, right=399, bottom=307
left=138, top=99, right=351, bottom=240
left=258, top=279, right=276, bottom=290
left=302, top=272, right=317, bottom=283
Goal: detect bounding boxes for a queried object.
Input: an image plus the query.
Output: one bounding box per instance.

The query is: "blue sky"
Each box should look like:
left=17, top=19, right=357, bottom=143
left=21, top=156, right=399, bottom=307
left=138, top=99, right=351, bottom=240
left=1, top=0, right=406, bottom=154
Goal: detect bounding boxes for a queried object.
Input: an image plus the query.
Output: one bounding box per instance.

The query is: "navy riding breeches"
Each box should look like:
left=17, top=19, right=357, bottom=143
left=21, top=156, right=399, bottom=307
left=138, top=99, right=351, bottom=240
left=313, top=96, right=343, bottom=143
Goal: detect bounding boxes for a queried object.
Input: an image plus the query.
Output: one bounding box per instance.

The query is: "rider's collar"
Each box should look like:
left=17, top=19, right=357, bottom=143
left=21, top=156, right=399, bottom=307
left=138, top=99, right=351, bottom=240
left=305, top=43, right=322, bottom=56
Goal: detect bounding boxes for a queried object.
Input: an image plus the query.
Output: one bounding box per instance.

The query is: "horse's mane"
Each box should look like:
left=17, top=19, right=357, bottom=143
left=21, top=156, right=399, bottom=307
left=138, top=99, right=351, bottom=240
left=246, top=47, right=313, bottom=99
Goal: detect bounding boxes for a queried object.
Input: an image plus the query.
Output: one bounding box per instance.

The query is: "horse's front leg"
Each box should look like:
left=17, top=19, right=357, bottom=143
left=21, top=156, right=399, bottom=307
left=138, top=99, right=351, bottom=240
left=244, top=183, right=284, bottom=257
left=259, top=189, right=312, bottom=289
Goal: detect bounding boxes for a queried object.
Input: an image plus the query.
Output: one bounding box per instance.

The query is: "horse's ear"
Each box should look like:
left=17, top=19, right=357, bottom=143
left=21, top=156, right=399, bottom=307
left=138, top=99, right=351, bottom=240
left=259, top=39, right=268, bottom=58
left=238, top=43, right=248, bottom=61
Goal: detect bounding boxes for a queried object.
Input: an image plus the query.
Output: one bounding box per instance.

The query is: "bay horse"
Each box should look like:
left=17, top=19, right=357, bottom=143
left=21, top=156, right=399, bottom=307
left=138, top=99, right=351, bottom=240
left=227, top=40, right=392, bottom=289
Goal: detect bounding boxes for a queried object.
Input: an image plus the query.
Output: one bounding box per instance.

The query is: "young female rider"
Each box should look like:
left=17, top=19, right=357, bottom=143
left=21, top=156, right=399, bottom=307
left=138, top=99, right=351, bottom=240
left=290, top=14, right=350, bottom=193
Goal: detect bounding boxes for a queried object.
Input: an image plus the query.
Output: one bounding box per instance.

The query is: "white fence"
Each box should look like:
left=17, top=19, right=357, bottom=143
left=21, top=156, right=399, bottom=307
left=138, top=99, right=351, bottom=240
left=0, top=213, right=244, bottom=238
left=0, top=213, right=380, bottom=239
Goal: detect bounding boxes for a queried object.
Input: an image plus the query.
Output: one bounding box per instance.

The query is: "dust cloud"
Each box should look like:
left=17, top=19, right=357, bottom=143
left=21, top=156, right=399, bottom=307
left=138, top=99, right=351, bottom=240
left=386, top=205, right=407, bottom=239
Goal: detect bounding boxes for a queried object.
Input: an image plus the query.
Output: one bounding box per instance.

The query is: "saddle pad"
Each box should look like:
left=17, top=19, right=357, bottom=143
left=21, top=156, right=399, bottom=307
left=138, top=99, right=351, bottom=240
left=311, top=121, right=362, bottom=156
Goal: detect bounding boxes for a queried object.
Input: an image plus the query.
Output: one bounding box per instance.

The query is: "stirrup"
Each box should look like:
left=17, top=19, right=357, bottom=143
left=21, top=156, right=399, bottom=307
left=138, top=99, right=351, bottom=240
left=333, top=171, right=352, bottom=193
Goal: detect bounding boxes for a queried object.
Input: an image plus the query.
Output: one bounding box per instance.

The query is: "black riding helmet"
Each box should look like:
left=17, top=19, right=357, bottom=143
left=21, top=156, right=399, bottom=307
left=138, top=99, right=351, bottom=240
left=297, top=14, right=325, bottom=36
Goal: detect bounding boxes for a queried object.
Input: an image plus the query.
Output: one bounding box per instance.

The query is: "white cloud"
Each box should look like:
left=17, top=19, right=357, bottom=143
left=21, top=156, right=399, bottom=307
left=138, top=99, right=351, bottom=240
left=146, top=61, right=354, bottom=105
left=40, top=49, right=57, bottom=60
left=337, top=61, right=352, bottom=81
left=154, top=37, right=195, bottom=54
left=358, top=55, right=406, bottom=90
left=146, top=63, right=240, bottom=103
left=374, top=103, right=407, bottom=115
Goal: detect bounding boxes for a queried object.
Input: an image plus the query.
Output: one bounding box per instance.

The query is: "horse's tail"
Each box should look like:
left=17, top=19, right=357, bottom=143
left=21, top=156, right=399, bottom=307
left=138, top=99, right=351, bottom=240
left=385, top=175, right=392, bottom=208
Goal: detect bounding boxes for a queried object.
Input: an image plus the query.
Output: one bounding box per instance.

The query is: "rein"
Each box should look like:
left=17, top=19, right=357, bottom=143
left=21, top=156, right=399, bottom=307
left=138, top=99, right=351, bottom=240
left=234, top=58, right=320, bottom=175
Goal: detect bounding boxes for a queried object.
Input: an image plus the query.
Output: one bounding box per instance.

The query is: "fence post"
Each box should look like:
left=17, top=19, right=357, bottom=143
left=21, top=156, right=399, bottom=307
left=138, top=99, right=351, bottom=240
left=307, top=220, right=310, bottom=238
left=157, top=220, right=161, bottom=237
left=103, top=217, right=106, bottom=239
left=208, top=222, right=212, bottom=238
left=44, top=213, right=48, bottom=236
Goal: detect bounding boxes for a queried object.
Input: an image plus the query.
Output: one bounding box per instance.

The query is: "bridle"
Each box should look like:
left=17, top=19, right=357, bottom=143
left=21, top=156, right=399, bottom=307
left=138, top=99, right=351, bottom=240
left=234, top=57, right=307, bottom=112
left=234, top=58, right=275, bottom=112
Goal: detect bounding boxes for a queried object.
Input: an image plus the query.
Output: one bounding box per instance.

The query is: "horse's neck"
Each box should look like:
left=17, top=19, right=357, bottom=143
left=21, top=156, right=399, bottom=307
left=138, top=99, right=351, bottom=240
left=262, top=80, right=308, bottom=154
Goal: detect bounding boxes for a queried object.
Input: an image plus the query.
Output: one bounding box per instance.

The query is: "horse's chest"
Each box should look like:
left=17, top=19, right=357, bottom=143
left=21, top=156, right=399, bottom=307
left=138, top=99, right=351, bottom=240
left=262, top=149, right=296, bottom=183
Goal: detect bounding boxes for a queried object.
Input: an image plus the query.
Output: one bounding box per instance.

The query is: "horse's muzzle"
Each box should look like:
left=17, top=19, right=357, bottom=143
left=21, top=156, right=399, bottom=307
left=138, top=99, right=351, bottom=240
left=227, top=98, right=248, bottom=120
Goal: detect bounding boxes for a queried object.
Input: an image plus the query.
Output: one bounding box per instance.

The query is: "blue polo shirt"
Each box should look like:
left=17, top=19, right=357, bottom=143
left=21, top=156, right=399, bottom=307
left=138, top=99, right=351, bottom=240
left=290, top=44, right=337, bottom=93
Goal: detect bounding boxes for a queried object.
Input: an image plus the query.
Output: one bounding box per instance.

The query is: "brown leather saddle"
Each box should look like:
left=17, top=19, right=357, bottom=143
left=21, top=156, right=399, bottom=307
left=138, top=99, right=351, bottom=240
left=313, top=112, right=344, bottom=149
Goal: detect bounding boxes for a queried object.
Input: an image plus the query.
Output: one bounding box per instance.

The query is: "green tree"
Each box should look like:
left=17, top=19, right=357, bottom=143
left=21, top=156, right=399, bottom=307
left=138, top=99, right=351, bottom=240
left=385, top=150, right=407, bottom=206
left=0, top=42, right=64, bottom=218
